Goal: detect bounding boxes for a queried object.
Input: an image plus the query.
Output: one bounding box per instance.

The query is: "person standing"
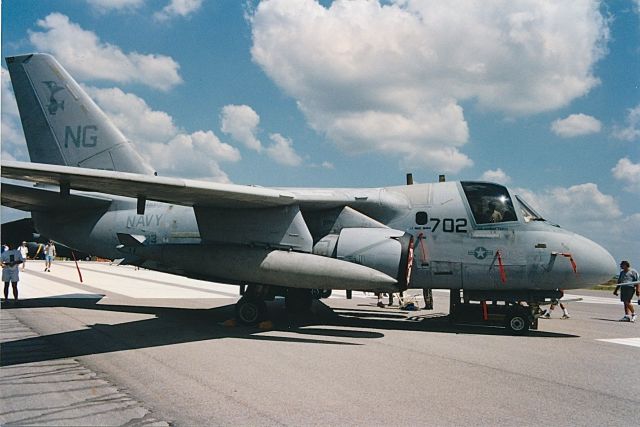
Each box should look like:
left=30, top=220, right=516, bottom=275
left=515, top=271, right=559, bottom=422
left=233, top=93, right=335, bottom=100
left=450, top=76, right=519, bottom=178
left=44, top=240, right=56, bottom=272
left=18, top=241, right=29, bottom=271
left=2, top=244, right=24, bottom=303
left=375, top=292, right=385, bottom=308
left=613, top=260, right=639, bottom=322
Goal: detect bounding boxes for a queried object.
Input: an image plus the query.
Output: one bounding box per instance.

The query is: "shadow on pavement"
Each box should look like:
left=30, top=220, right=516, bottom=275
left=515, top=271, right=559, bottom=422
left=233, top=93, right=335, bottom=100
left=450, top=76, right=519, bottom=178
left=1, top=297, right=577, bottom=366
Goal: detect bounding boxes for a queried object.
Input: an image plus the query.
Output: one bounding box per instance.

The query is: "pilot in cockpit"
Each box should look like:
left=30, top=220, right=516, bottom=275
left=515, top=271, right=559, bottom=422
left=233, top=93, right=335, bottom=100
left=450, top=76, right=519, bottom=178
left=488, top=202, right=503, bottom=223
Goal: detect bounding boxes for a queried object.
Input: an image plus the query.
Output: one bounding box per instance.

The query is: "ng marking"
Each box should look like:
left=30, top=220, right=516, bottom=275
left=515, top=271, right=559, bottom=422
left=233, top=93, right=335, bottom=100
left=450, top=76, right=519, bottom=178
left=64, top=125, right=98, bottom=148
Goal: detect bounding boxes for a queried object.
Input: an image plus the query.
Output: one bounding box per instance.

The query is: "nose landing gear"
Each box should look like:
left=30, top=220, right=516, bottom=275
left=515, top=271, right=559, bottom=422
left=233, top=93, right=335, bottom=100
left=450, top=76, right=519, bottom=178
left=449, top=289, right=561, bottom=335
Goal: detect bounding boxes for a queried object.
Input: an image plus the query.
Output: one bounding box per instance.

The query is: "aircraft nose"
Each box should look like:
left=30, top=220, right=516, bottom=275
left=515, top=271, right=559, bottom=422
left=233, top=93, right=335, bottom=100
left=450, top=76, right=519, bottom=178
left=572, top=235, right=617, bottom=287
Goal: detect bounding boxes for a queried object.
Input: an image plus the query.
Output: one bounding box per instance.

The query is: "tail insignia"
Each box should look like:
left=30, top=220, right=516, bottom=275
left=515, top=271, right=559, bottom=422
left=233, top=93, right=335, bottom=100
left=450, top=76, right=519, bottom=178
left=42, top=81, right=65, bottom=115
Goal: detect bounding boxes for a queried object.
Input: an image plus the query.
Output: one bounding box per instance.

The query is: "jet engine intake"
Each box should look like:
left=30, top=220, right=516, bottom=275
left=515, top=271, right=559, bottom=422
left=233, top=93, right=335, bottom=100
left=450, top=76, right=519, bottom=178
left=313, top=228, right=414, bottom=291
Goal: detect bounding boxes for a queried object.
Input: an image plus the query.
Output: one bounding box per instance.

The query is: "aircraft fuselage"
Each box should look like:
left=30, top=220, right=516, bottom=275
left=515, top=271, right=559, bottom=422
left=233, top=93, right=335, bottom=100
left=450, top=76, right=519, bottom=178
left=34, top=180, right=615, bottom=292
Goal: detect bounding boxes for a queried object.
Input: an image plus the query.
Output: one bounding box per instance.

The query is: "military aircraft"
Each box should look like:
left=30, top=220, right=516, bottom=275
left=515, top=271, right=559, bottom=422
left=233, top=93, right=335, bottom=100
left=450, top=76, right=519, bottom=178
left=1, top=53, right=617, bottom=333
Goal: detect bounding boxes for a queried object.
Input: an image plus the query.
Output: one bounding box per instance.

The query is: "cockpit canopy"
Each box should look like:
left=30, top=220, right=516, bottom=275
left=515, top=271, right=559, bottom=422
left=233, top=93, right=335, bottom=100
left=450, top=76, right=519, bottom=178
left=515, top=195, right=545, bottom=223
left=461, top=182, right=546, bottom=225
left=461, top=182, right=517, bottom=224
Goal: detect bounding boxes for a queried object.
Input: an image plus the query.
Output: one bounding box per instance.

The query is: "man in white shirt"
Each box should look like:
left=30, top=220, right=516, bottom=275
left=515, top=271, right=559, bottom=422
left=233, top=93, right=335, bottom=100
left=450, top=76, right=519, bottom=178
left=2, top=244, right=25, bottom=303
left=18, top=241, right=29, bottom=271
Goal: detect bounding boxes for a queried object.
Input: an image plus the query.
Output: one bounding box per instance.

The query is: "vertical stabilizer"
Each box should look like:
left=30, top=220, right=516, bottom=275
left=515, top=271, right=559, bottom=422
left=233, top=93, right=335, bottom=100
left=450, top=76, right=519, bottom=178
left=6, top=53, right=154, bottom=174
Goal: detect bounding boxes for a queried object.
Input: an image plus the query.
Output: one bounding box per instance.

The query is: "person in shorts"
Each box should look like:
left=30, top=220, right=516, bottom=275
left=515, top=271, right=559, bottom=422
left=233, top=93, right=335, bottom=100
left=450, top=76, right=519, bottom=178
left=2, top=244, right=24, bottom=303
left=19, top=241, right=29, bottom=271
left=44, top=241, right=56, bottom=272
left=613, top=260, right=639, bottom=322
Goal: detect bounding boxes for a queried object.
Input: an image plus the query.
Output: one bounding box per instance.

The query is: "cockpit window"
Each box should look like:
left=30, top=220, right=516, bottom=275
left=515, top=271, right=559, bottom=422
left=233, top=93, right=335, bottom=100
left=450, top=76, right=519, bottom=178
left=461, top=182, right=517, bottom=224
left=515, top=195, right=545, bottom=223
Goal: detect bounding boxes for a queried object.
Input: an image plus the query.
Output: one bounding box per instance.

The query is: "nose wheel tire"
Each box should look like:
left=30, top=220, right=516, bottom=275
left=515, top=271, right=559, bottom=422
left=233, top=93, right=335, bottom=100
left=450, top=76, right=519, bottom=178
left=505, top=311, right=531, bottom=335
left=235, top=296, right=266, bottom=325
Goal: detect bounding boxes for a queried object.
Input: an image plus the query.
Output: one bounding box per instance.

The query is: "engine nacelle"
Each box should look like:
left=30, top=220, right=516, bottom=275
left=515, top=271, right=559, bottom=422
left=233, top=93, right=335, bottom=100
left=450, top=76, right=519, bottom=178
left=313, top=228, right=414, bottom=291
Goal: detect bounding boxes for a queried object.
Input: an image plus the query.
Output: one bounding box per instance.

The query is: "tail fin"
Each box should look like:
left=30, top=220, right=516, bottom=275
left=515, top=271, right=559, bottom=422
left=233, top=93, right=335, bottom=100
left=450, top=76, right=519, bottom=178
left=6, top=53, right=154, bottom=174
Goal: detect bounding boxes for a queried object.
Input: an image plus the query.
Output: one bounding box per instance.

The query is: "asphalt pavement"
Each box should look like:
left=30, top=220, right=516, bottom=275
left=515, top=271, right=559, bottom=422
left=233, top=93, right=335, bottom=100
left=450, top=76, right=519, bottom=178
left=1, top=261, right=638, bottom=426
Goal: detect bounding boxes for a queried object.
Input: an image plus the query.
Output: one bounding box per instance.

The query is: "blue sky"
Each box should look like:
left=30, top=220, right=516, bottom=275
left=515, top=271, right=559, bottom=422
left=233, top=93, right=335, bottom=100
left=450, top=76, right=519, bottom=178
left=1, top=0, right=639, bottom=267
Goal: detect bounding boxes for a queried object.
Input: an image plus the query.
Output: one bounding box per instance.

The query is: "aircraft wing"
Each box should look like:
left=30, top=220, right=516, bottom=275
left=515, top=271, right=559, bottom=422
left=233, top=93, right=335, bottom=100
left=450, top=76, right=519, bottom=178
left=1, top=161, right=297, bottom=209
left=1, top=182, right=112, bottom=212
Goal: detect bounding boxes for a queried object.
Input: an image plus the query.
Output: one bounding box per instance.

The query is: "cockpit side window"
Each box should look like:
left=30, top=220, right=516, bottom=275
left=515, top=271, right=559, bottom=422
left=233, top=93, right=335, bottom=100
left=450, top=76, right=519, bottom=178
left=515, top=195, right=545, bottom=223
left=461, top=182, right=517, bottom=225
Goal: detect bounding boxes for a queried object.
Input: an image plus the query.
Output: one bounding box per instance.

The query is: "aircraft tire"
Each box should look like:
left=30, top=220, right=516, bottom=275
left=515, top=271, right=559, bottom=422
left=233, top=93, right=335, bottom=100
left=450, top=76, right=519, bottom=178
left=285, top=288, right=313, bottom=313
left=311, top=289, right=332, bottom=299
left=235, top=296, right=266, bottom=325
left=505, top=310, right=531, bottom=335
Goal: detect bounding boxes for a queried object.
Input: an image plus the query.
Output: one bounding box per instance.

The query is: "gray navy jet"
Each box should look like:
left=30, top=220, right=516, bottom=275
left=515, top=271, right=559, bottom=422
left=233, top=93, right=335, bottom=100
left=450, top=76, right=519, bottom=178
left=1, top=53, right=617, bottom=333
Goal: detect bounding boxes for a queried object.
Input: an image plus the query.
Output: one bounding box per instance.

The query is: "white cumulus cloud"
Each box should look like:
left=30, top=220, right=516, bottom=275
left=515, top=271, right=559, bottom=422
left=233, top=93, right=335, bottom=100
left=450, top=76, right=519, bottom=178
left=86, top=0, right=145, bottom=13
left=87, top=86, right=240, bottom=181
left=513, top=183, right=637, bottom=267
left=250, top=0, right=609, bottom=172
left=480, top=168, right=511, bottom=184
left=220, top=105, right=262, bottom=152
left=550, top=113, right=602, bottom=137
left=612, top=157, right=640, bottom=193
left=86, top=86, right=178, bottom=143
left=612, top=104, right=640, bottom=141
left=146, top=131, right=240, bottom=182
left=154, top=0, right=203, bottom=22
left=29, top=13, right=182, bottom=91
left=321, top=161, right=334, bottom=169
left=1, top=67, right=28, bottom=162
left=266, top=133, right=302, bottom=166
left=514, top=183, right=621, bottom=229
left=2, top=65, right=235, bottom=188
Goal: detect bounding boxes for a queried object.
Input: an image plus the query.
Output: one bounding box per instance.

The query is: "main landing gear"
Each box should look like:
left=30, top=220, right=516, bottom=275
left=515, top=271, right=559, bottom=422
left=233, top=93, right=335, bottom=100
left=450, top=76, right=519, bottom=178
left=234, top=285, right=332, bottom=325
left=449, top=289, right=561, bottom=335
left=235, top=285, right=270, bottom=325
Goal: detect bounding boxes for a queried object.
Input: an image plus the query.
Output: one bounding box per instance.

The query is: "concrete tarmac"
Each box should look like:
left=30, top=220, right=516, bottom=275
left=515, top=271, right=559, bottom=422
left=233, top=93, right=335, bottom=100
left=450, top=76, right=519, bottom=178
left=1, top=261, right=638, bottom=426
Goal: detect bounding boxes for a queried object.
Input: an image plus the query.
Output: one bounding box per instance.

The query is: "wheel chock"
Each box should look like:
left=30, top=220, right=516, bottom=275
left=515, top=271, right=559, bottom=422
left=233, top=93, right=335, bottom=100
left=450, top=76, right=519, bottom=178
left=222, top=319, right=237, bottom=327
left=258, top=320, right=273, bottom=330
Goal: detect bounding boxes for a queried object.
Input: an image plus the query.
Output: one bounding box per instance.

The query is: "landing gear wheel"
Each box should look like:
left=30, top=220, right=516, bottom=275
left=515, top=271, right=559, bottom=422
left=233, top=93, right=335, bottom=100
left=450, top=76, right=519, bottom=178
left=310, top=289, right=332, bottom=299
left=235, top=296, right=266, bottom=325
left=505, top=311, right=531, bottom=335
left=320, top=289, right=332, bottom=298
left=285, top=288, right=313, bottom=313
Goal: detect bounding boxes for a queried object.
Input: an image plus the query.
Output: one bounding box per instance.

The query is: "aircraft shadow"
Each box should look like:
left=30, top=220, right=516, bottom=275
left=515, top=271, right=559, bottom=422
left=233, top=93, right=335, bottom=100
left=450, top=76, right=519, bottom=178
left=1, top=297, right=576, bottom=367
left=315, top=305, right=577, bottom=338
